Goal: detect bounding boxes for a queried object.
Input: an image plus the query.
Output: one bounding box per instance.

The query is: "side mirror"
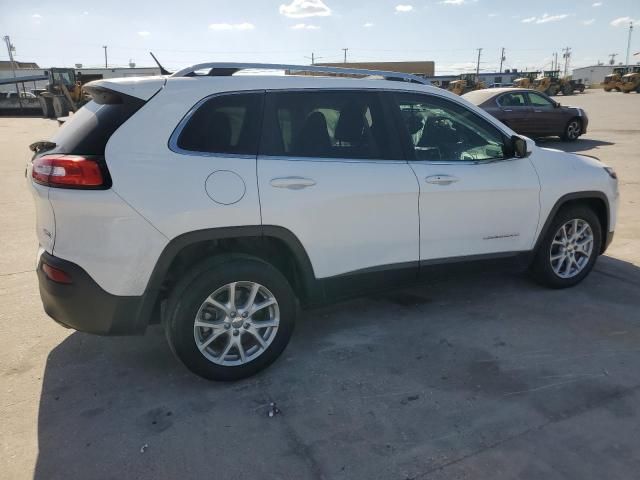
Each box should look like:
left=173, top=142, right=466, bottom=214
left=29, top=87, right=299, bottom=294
left=511, top=135, right=530, bottom=158
left=554, top=102, right=561, bottom=108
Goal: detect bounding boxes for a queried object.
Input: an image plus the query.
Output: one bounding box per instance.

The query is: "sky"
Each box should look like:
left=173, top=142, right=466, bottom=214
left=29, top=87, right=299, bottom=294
left=1, top=0, right=639, bottom=75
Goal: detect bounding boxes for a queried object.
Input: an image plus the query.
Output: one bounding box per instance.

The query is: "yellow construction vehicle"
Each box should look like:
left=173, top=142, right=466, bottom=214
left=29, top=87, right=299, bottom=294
left=37, top=68, right=90, bottom=118
left=620, top=66, right=640, bottom=93
left=533, top=70, right=584, bottom=96
left=447, top=73, right=486, bottom=95
left=603, top=66, right=627, bottom=92
left=512, top=72, right=540, bottom=88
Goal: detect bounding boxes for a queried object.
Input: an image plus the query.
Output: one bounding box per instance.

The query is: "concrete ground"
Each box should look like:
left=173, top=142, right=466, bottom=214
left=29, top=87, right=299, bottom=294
left=1, top=89, right=639, bottom=480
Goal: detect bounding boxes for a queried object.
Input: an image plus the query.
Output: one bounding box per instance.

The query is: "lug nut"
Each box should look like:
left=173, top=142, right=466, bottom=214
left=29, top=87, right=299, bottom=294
left=233, top=329, right=239, bottom=336
left=224, top=323, right=230, bottom=330
left=244, top=322, right=250, bottom=329
left=230, top=311, right=236, bottom=318
left=242, top=312, right=249, bottom=318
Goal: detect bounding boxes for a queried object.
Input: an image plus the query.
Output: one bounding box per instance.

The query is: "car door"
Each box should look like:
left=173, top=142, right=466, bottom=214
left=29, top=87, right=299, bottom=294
left=526, top=91, right=558, bottom=135
left=388, top=91, right=540, bottom=263
left=257, top=89, right=420, bottom=297
left=495, top=91, right=533, bottom=134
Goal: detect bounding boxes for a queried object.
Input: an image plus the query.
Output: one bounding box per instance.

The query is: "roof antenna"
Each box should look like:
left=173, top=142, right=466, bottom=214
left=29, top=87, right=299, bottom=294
left=150, top=52, right=172, bottom=75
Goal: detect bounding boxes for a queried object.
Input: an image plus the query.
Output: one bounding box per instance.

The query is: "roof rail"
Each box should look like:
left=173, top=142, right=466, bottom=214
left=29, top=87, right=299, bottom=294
left=171, top=62, right=430, bottom=85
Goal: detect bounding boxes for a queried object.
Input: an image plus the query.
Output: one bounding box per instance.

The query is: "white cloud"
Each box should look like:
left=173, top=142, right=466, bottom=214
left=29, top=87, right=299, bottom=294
left=592, top=2, right=602, bottom=6
left=209, top=22, right=255, bottom=31
left=138, top=31, right=151, bottom=37
left=32, top=13, right=42, bottom=18
left=522, top=13, right=568, bottom=24
left=395, top=4, right=413, bottom=12
left=291, top=23, right=320, bottom=29
left=536, top=13, right=568, bottom=23
left=582, top=18, right=595, bottom=25
left=363, top=22, right=374, bottom=27
left=610, top=16, right=636, bottom=27
left=279, top=0, right=331, bottom=18
left=440, top=0, right=465, bottom=5
left=83, top=11, right=89, bottom=15
left=487, top=13, right=498, bottom=17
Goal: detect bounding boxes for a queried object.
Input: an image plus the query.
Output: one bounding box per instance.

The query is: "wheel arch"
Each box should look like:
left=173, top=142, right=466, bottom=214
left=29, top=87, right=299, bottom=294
left=136, top=225, right=320, bottom=328
left=534, top=191, right=610, bottom=255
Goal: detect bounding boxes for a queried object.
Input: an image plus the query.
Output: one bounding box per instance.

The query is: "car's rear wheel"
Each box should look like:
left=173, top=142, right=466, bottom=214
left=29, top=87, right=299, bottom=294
left=530, top=206, right=602, bottom=288
left=561, top=118, right=582, bottom=141
left=165, top=256, right=297, bottom=381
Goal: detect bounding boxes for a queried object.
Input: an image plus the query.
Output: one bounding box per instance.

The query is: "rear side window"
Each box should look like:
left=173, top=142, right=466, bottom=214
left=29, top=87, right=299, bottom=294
left=497, top=92, right=527, bottom=107
left=176, top=93, right=263, bottom=155
left=50, top=92, right=145, bottom=156
left=261, top=90, right=397, bottom=160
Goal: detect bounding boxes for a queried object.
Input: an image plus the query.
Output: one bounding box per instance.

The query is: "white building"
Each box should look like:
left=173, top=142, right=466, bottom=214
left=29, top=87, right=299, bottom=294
left=571, top=65, right=615, bottom=86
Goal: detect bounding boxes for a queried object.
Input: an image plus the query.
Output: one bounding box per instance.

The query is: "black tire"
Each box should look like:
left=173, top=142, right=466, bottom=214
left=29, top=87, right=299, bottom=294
left=38, top=96, right=54, bottom=118
left=530, top=205, right=602, bottom=289
left=561, top=118, right=582, bottom=141
left=562, top=84, right=573, bottom=95
left=52, top=96, right=69, bottom=118
left=165, top=256, right=297, bottom=381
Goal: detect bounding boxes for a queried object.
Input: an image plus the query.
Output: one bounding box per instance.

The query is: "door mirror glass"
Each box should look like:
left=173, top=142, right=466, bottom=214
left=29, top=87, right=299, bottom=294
left=511, top=135, right=530, bottom=158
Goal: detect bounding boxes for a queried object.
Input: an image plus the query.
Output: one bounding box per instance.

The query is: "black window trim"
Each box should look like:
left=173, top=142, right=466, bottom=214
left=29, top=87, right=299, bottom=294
left=387, top=90, right=517, bottom=165
left=168, top=89, right=266, bottom=159
left=258, top=88, right=407, bottom=164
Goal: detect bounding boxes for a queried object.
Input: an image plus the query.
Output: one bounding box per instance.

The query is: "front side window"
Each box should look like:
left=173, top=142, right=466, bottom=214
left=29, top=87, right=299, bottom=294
left=393, top=92, right=507, bottom=162
left=176, top=92, right=263, bottom=155
left=527, top=92, right=554, bottom=108
left=497, top=92, right=527, bottom=107
left=261, top=90, right=395, bottom=160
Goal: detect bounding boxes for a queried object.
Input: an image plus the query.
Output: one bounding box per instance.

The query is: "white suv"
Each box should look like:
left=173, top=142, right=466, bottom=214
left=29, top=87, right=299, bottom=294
left=28, top=63, right=619, bottom=380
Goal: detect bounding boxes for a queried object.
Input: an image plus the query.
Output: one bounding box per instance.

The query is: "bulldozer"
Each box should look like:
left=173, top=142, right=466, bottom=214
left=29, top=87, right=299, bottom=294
left=447, top=73, right=486, bottom=95
left=512, top=72, right=540, bottom=89
left=533, top=70, right=585, bottom=96
left=603, top=66, right=627, bottom=92
left=37, top=68, right=90, bottom=119
left=620, top=66, right=640, bottom=93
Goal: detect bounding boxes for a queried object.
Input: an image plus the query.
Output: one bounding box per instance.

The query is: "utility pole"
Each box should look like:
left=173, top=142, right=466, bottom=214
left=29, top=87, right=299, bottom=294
left=304, top=53, right=323, bottom=65
left=553, top=52, right=559, bottom=71
left=625, top=21, right=633, bottom=68
left=608, top=53, right=618, bottom=65
left=499, top=47, right=505, bottom=74
left=102, top=45, right=108, bottom=68
left=342, top=48, right=348, bottom=63
left=475, top=48, right=482, bottom=81
left=3, top=35, right=23, bottom=111
left=562, top=47, right=571, bottom=77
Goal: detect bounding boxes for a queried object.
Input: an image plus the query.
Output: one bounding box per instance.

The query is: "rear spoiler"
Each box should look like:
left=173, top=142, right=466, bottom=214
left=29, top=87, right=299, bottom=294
left=83, top=76, right=166, bottom=102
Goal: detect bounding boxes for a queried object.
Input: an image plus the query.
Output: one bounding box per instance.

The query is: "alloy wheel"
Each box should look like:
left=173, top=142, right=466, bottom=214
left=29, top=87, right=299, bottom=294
left=193, top=281, right=280, bottom=366
left=566, top=120, right=581, bottom=140
left=549, top=219, right=594, bottom=279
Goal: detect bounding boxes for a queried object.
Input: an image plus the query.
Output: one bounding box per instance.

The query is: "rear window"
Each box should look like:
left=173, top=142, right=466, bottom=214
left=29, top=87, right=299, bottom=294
left=50, top=94, right=144, bottom=155
left=175, top=92, right=263, bottom=155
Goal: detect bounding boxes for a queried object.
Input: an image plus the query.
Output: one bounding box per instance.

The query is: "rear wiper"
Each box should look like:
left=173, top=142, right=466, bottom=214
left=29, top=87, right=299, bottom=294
left=29, top=141, right=56, bottom=153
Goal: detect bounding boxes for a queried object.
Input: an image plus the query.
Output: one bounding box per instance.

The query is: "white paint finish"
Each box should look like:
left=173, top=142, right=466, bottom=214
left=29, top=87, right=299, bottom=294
left=104, top=81, right=262, bottom=240
left=258, top=157, right=419, bottom=278
left=26, top=169, right=55, bottom=253
left=410, top=158, right=541, bottom=259
left=83, top=76, right=166, bottom=100
left=530, top=148, right=619, bottom=236
left=205, top=170, right=246, bottom=205
left=48, top=189, right=168, bottom=296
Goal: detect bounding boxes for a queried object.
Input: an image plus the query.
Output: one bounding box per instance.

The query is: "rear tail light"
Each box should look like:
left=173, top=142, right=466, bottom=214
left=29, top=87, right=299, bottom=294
left=32, top=155, right=110, bottom=189
left=42, top=262, right=72, bottom=284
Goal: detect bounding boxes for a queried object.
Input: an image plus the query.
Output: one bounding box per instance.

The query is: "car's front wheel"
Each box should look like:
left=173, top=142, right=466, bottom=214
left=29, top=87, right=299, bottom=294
left=530, top=206, right=602, bottom=288
left=165, top=256, right=297, bottom=381
left=562, top=118, right=582, bottom=141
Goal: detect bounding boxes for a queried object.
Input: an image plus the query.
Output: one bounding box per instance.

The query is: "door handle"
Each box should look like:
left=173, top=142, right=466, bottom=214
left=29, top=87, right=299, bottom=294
left=425, top=175, right=459, bottom=186
left=270, top=176, right=316, bottom=190
left=503, top=109, right=513, bottom=112
left=533, top=110, right=543, bottom=113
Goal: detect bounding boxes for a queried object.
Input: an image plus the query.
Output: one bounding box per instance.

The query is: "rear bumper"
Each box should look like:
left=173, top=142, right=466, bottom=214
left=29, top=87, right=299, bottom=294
left=37, top=251, right=146, bottom=335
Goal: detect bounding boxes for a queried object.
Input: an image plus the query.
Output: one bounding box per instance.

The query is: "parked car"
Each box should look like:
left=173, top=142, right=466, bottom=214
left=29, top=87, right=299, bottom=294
left=463, top=87, right=588, bottom=141
left=28, top=64, right=618, bottom=381
left=0, top=90, right=41, bottom=111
